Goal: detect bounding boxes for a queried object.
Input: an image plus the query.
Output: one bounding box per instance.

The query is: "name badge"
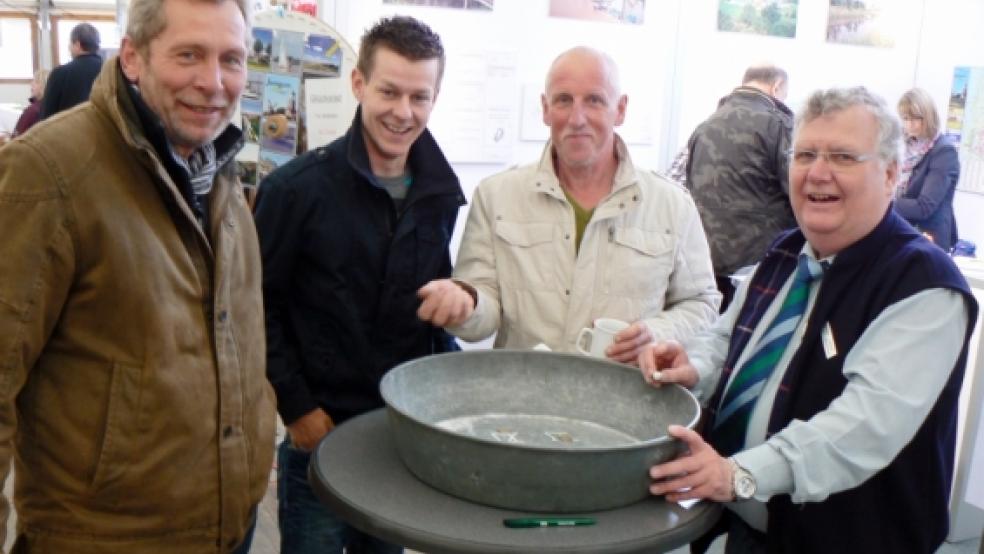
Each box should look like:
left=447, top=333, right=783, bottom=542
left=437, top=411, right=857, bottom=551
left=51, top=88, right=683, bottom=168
left=822, top=322, right=838, bottom=359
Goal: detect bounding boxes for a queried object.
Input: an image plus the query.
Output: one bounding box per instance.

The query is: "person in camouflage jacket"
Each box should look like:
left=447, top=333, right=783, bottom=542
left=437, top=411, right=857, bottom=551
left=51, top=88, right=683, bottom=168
left=685, top=65, right=795, bottom=310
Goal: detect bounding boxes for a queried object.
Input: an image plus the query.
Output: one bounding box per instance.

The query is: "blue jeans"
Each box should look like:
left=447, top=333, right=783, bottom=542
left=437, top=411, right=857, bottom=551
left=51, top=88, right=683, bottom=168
left=231, top=511, right=256, bottom=554
left=277, top=438, right=403, bottom=554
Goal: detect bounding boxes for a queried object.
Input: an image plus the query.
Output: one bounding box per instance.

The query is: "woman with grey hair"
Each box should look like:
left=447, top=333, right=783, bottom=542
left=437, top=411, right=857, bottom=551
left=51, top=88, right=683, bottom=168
left=895, top=87, right=960, bottom=252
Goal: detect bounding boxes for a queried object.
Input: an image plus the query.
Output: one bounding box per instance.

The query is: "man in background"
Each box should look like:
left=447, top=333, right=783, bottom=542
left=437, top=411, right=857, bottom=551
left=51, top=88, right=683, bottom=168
left=417, top=46, right=719, bottom=362
left=685, top=64, right=795, bottom=310
left=41, top=22, right=103, bottom=119
left=254, top=16, right=462, bottom=554
left=642, top=87, right=976, bottom=554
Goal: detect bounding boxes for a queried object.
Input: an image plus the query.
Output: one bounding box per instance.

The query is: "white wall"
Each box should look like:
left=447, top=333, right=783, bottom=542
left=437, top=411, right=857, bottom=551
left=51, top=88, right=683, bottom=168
left=0, top=84, right=31, bottom=105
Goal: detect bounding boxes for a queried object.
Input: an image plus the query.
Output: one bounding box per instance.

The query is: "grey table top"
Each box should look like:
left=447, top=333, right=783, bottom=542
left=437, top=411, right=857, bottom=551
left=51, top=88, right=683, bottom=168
left=309, top=409, right=722, bottom=554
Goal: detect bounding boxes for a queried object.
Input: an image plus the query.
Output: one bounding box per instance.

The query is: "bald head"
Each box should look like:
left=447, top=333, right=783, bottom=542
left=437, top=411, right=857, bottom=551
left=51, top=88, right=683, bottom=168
left=545, top=46, right=622, bottom=98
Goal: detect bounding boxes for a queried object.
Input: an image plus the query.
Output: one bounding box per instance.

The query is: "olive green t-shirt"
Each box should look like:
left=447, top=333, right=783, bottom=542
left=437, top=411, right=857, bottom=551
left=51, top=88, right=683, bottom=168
left=563, top=188, right=595, bottom=253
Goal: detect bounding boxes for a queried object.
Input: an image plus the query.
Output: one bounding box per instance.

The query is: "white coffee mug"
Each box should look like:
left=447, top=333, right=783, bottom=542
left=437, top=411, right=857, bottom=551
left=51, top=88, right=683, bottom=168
left=576, top=318, right=630, bottom=358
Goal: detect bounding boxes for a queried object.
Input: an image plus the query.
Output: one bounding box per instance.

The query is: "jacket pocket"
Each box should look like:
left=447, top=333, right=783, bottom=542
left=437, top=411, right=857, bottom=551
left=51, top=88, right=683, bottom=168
left=89, top=362, right=145, bottom=500
left=494, top=221, right=557, bottom=288
left=413, top=224, right=451, bottom=288
left=605, top=227, right=674, bottom=299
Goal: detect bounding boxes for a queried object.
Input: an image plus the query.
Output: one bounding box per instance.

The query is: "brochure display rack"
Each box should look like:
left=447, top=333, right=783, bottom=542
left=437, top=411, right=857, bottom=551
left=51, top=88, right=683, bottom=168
left=237, top=9, right=358, bottom=189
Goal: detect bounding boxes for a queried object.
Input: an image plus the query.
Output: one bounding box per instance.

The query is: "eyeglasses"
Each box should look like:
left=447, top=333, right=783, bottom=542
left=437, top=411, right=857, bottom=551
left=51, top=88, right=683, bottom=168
left=786, top=149, right=875, bottom=168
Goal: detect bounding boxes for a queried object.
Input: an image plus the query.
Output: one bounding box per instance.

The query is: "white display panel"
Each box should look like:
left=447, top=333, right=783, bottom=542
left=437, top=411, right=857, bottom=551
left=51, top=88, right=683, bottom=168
left=949, top=256, right=984, bottom=541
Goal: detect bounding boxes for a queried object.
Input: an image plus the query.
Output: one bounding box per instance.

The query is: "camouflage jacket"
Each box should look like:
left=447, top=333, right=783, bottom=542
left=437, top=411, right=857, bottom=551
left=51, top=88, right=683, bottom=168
left=685, top=86, right=795, bottom=276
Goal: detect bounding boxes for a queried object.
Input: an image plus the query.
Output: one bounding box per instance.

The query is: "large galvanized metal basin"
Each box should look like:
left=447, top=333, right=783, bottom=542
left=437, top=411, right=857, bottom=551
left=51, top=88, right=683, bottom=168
left=380, top=350, right=701, bottom=513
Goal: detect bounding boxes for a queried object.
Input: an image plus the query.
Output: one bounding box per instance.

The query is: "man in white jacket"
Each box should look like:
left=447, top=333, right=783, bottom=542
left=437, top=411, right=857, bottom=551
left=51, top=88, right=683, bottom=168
left=418, top=46, right=719, bottom=362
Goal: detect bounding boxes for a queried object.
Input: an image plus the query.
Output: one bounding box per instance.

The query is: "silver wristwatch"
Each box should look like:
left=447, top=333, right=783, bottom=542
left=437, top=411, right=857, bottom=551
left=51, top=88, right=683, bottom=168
left=728, top=457, right=757, bottom=501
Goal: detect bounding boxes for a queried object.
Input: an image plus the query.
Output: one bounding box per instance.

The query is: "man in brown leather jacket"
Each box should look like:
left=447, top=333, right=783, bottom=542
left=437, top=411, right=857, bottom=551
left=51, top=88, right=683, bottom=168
left=0, top=0, right=274, bottom=551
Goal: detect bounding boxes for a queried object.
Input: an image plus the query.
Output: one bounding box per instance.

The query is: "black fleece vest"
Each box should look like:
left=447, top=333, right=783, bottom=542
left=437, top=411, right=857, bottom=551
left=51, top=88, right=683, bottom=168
left=713, top=209, right=977, bottom=554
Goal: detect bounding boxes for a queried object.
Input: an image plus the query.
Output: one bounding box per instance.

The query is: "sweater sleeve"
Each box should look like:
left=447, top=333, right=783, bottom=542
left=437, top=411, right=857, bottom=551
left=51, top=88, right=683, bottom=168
left=446, top=180, right=503, bottom=342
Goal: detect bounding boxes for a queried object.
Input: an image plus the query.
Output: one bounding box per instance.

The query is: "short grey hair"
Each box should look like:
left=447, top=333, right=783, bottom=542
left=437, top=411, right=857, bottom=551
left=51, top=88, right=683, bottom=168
left=742, top=65, right=786, bottom=87
left=126, top=0, right=250, bottom=54
left=795, top=86, right=902, bottom=164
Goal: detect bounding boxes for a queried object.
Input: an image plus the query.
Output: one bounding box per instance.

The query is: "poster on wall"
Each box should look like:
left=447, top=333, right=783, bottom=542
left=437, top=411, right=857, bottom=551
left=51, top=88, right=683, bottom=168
left=382, top=0, right=494, bottom=10
left=260, top=73, right=301, bottom=155
left=248, top=27, right=273, bottom=72
left=549, top=0, right=645, bottom=25
left=825, top=0, right=896, bottom=48
left=426, top=50, right=517, bottom=163
left=304, top=34, right=342, bottom=77
left=946, top=67, right=969, bottom=146
left=717, top=0, right=797, bottom=38
left=271, top=29, right=305, bottom=75
left=949, top=67, right=984, bottom=195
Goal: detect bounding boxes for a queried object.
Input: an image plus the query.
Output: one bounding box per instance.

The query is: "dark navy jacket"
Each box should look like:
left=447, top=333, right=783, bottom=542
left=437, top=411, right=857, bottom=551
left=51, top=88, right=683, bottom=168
left=254, top=109, right=465, bottom=425
left=705, top=209, right=977, bottom=554
left=40, top=52, right=103, bottom=119
left=895, top=136, right=960, bottom=252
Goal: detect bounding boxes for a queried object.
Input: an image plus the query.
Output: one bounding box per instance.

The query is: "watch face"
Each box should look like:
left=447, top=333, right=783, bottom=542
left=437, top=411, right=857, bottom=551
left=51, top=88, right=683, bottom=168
left=735, top=472, right=756, bottom=499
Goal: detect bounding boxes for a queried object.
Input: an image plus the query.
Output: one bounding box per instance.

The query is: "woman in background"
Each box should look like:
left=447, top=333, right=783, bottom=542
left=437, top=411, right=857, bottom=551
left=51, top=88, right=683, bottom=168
left=12, top=69, right=50, bottom=137
left=895, top=87, right=960, bottom=252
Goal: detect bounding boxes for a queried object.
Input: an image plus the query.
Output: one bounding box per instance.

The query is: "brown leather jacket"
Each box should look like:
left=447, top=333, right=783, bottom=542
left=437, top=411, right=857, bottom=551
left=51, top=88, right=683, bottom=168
left=0, top=59, right=275, bottom=552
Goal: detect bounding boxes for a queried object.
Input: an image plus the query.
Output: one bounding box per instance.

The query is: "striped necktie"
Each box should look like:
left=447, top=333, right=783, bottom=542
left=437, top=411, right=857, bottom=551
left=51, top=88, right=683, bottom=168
left=711, top=254, right=824, bottom=456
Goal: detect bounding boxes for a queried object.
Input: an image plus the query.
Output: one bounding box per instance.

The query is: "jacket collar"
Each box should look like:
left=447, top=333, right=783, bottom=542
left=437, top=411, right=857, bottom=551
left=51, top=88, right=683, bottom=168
left=344, top=105, right=464, bottom=205
left=722, top=86, right=793, bottom=118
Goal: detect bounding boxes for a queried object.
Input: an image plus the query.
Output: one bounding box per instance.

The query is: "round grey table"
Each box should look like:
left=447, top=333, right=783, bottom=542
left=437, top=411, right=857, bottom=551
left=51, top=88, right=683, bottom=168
left=309, top=409, right=722, bottom=554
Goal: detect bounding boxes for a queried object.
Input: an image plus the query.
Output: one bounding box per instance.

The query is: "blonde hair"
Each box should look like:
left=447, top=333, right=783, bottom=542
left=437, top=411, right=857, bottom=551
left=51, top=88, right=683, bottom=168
left=897, top=88, right=941, bottom=139
left=33, top=69, right=51, bottom=99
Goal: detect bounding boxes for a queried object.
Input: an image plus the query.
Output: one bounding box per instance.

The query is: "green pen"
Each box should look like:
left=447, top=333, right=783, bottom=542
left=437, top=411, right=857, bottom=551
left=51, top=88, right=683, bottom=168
left=503, top=517, right=596, bottom=528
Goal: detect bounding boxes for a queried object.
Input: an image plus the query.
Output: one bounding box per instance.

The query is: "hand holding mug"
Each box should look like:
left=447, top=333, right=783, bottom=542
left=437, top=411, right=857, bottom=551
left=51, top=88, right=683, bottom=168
left=605, top=321, right=654, bottom=365
left=576, top=318, right=630, bottom=358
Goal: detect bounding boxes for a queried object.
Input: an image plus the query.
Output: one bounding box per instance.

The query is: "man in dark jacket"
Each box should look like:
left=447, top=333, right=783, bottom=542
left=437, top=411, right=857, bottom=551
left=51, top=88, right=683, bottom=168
left=641, top=87, right=977, bottom=554
left=41, top=22, right=103, bottom=119
left=686, top=65, right=794, bottom=311
left=253, top=15, right=463, bottom=554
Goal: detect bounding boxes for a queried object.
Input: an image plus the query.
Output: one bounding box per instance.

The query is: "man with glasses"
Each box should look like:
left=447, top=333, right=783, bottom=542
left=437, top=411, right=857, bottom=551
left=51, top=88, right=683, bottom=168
left=638, top=87, right=976, bottom=554
left=685, top=64, right=795, bottom=311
